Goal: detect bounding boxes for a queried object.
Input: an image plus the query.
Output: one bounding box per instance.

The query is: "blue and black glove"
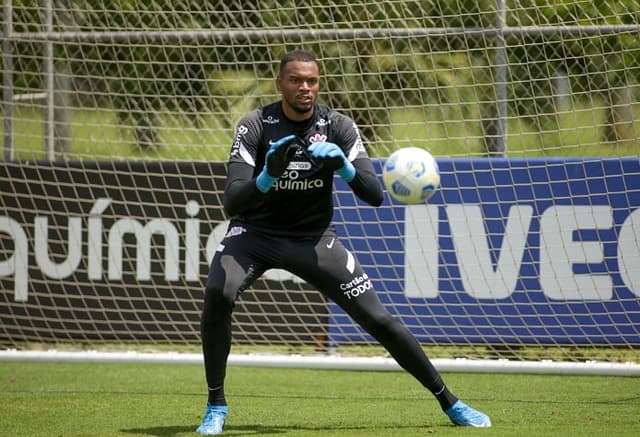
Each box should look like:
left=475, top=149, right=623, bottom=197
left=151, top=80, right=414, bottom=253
left=308, top=141, right=356, bottom=182
left=256, top=135, right=298, bottom=192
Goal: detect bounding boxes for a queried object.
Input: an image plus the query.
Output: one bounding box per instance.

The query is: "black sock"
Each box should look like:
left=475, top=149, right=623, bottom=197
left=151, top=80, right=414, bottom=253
left=433, top=384, right=458, bottom=411
left=207, top=385, right=226, bottom=406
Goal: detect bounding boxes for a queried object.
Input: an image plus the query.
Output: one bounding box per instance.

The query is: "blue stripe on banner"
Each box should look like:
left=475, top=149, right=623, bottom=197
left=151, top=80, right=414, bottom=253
left=330, top=158, right=640, bottom=346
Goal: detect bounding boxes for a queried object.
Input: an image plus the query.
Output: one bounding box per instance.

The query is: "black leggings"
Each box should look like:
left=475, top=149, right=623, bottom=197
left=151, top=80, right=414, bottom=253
left=201, top=226, right=455, bottom=407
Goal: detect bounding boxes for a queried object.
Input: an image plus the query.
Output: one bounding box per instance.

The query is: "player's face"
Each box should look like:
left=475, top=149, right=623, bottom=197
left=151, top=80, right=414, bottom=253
left=277, top=60, right=319, bottom=121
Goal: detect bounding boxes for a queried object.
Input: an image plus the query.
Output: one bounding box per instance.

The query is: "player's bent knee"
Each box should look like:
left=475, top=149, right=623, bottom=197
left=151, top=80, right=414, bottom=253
left=202, top=287, right=235, bottom=320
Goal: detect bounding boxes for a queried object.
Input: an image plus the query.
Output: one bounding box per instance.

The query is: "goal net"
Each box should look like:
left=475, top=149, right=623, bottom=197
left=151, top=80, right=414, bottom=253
left=1, top=1, right=639, bottom=372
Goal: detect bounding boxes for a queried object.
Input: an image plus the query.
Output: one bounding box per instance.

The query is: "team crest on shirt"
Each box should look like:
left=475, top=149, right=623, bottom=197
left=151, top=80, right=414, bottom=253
left=308, top=133, right=327, bottom=143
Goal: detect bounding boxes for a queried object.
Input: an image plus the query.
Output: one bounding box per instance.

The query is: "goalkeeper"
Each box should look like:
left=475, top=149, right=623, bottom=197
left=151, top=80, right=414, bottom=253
left=197, top=50, right=491, bottom=435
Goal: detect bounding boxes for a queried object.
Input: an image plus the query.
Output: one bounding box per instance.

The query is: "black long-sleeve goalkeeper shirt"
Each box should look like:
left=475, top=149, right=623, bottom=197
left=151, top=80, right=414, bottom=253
left=223, top=102, right=383, bottom=237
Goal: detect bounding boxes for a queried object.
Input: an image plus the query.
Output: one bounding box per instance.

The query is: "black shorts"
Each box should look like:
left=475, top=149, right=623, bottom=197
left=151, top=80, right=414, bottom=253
left=205, top=224, right=388, bottom=327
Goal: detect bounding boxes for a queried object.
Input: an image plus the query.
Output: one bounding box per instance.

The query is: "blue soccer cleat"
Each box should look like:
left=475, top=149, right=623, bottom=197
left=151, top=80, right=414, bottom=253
left=196, top=403, right=228, bottom=435
left=445, top=400, right=492, bottom=428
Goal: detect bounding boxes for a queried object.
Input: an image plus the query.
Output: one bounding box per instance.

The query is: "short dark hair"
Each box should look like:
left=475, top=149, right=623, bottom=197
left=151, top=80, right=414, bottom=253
left=278, top=50, right=318, bottom=76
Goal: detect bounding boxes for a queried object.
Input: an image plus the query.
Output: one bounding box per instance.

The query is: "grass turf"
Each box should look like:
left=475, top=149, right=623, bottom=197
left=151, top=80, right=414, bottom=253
left=2, top=361, right=639, bottom=436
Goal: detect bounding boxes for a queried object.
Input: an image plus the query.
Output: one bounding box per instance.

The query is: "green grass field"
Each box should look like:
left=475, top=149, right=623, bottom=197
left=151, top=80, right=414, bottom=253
left=3, top=92, right=639, bottom=437
left=2, top=361, right=639, bottom=436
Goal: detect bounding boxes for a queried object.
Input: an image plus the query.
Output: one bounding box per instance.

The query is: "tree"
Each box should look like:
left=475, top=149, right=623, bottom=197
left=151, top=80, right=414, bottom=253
left=508, top=0, right=639, bottom=147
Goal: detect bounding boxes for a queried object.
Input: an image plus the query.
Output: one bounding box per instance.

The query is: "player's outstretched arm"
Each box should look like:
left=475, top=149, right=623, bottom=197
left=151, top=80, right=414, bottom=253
left=348, top=158, right=384, bottom=207
left=308, top=141, right=383, bottom=207
left=222, top=161, right=262, bottom=217
left=223, top=135, right=299, bottom=216
left=308, top=141, right=356, bottom=182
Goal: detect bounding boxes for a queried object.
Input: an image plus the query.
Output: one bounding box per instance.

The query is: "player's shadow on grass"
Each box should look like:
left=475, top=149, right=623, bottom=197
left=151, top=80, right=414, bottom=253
left=122, top=423, right=440, bottom=436
left=121, top=424, right=286, bottom=436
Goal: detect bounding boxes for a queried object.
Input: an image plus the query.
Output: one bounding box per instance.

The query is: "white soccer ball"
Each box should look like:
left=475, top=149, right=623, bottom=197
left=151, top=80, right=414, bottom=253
left=382, top=147, right=440, bottom=204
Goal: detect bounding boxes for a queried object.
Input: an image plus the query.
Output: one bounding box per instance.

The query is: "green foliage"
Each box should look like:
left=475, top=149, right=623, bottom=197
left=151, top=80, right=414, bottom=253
left=4, top=1, right=639, bottom=156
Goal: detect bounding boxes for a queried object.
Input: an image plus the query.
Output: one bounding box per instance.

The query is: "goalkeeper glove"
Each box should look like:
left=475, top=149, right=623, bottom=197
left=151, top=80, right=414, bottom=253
left=256, top=135, right=298, bottom=192
left=308, top=141, right=356, bottom=182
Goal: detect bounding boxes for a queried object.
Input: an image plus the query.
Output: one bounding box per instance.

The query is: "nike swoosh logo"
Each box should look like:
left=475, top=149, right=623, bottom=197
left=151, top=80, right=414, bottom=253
left=326, top=238, right=335, bottom=249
